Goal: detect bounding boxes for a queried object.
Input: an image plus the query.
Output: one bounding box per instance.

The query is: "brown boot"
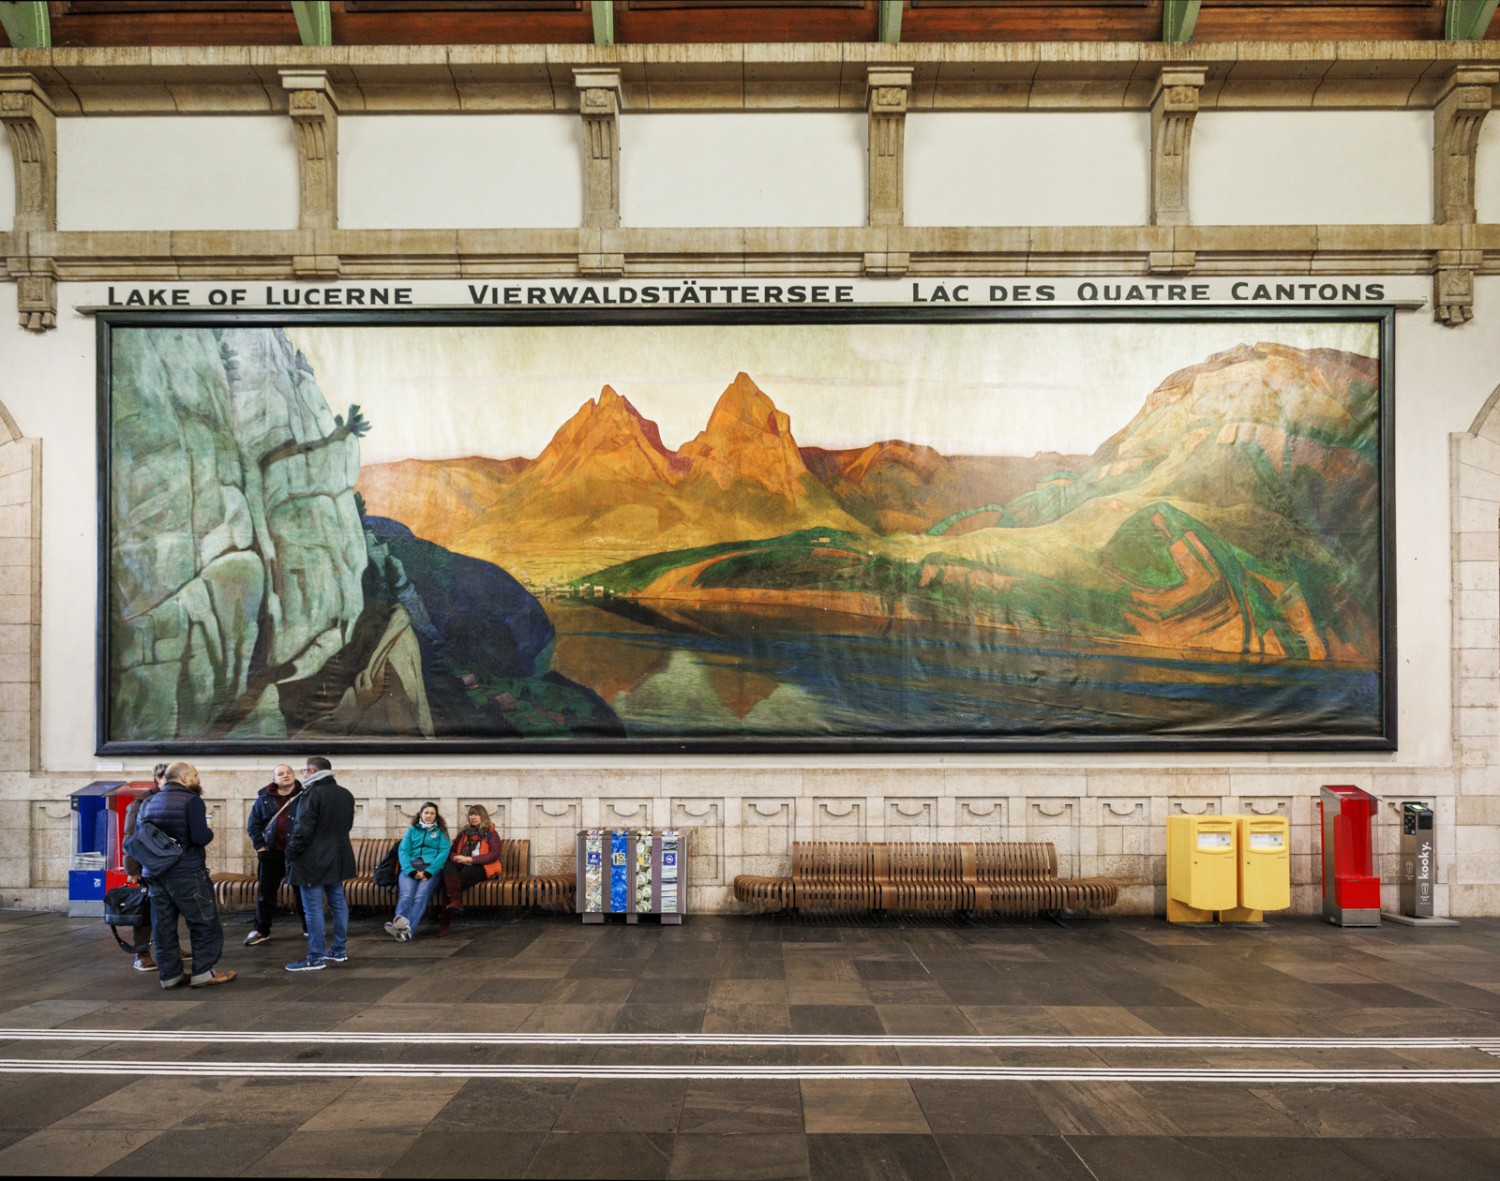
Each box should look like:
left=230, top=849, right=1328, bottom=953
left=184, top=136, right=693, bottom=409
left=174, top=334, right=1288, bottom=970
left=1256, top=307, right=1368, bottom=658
left=133, top=950, right=156, bottom=972
left=436, top=906, right=454, bottom=938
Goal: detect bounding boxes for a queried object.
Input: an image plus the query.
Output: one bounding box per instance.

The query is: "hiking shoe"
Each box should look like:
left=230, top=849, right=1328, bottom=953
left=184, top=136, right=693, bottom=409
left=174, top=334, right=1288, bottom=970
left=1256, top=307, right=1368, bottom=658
left=244, top=930, right=269, bottom=946
left=133, top=954, right=156, bottom=972
left=190, top=969, right=236, bottom=988
left=159, top=974, right=186, bottom=990
left=324, top=952, right=347, bottom=964
left=285, top=958, right=326, bottom=972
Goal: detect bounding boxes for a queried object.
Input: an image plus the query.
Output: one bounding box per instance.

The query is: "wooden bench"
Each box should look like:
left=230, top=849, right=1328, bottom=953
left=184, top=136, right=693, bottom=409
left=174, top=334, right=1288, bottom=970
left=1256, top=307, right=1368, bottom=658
left=212, top=836, right=575, bottom=914
left=733, top=840, right=1118, bottom=916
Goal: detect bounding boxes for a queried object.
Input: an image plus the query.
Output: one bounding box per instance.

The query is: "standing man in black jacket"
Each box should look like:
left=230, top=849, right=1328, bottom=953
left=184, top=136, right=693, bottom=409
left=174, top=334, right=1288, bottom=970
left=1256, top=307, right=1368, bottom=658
left=283, top=756, right=356, bottom=972
left=244, top=763, right=306, bottom=947
left=138, top=761, right=235, bottom=990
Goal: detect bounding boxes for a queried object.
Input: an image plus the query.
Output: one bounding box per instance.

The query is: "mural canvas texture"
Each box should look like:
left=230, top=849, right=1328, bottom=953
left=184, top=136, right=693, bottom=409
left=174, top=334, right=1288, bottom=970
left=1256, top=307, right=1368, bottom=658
left=100, top=311, right=1390, bottom=752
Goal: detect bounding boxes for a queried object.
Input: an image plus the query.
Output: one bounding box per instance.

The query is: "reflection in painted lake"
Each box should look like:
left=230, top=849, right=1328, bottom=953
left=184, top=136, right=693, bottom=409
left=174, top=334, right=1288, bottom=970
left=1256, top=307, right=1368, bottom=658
left=543, top=600, right=1381, bottom=741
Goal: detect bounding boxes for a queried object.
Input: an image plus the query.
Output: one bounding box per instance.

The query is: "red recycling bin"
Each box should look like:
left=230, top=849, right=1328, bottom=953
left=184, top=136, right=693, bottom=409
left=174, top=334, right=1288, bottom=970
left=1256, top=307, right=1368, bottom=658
left=1318, top=784, right=1381, bottom=927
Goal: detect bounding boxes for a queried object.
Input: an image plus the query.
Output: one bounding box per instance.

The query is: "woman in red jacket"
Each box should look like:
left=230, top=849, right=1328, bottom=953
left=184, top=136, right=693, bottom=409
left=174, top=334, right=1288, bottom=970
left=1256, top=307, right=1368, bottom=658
left=438, top=804, right=502, bottom=937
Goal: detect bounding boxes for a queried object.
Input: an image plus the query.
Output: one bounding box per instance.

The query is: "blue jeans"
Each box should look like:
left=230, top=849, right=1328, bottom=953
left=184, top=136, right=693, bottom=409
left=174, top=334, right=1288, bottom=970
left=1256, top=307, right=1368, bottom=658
left=298, top=883, right=348, bottom=962
left=395, top=872, right=440, bottom=934
left=147, top=868, right=222, bottom=984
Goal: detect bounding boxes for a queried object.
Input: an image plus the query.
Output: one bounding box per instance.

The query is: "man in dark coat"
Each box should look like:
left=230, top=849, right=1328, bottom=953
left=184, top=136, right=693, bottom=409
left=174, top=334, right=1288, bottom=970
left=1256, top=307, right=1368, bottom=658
left=137, top=761, right=235, bottom=989
left=243, top=763, right=306, bottom=946
left=283, top=755, right=356, bottom=972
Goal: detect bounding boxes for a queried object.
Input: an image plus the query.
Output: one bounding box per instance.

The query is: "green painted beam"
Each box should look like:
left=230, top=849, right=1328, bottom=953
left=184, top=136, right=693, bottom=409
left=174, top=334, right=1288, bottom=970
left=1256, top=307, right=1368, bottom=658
left=878, top=0, right=903, bottom=44
left=1446, top=0, right=1499, bottom=40
left=291, top=0, right=332, bottom=47
left=1162, top=0, right=1201, bottom=43
left=591, top=1, right=614, bottom=46
left=0, top=2, right=49, bottom=49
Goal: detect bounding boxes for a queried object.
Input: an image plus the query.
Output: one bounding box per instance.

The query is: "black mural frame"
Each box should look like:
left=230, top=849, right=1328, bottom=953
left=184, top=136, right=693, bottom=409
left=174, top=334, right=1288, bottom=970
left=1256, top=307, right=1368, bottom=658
left=95, top=304, right=1397, bottom=756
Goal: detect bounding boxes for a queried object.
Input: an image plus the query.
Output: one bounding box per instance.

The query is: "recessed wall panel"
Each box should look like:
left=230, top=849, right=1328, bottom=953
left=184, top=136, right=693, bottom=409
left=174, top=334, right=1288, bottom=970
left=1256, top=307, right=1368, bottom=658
left=905, top=112, right=1149, bottom=227
left=0, top=142, right=13, bottom=230
left=340, top=114, right=583, bottom=229
left=1478, top=112, right=1500, bottom=225
left=621, top=112, right=865, bottom=228
left=57, top=116, right=299, bottom=231
left=1191, top=111, right=1430, bottom=226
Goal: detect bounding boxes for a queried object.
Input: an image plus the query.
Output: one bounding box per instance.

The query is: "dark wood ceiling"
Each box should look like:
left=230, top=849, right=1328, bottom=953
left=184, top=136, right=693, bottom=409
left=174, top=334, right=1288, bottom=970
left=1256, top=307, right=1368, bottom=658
left=23, top=1, right=1493, bottom=49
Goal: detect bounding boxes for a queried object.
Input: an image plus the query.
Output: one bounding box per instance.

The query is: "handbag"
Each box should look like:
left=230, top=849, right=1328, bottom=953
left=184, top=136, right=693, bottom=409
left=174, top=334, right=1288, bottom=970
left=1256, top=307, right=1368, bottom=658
left=103, top=883, right=150, bottom=953
left=372, top=840, right=401, bottom=891
left=122, top=819, right=185, bottom=877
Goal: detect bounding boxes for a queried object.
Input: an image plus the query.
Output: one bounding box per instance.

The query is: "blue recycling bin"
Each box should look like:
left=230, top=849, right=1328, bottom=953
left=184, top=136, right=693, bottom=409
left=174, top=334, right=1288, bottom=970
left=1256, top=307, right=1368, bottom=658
left=68, top=781, right=123, bottom=917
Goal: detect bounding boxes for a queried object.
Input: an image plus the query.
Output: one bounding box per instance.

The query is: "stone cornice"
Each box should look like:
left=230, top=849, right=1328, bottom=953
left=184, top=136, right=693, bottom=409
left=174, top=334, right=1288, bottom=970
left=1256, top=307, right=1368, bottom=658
left=3, top=223, right=1493, bottom=283
left=1, top=41, right=1496, bottom=114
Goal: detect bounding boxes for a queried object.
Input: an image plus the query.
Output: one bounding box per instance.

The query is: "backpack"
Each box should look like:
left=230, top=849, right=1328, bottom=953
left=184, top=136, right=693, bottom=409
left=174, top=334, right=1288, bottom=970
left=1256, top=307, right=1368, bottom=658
left=103, top=883, right=150, bottom=953
left=122, top=818, right=185, bottom=877
left=372, top=839, right=402, bottom=891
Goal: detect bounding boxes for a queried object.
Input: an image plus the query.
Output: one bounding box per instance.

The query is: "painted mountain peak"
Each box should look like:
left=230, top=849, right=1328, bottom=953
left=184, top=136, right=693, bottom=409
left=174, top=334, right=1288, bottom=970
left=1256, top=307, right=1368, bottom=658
left=563, top=343, right=1381, bottom=673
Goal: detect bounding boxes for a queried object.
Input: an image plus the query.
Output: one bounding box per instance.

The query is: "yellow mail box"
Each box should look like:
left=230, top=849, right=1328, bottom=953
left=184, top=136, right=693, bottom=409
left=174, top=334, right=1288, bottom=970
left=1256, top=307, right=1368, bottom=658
left=1233, top=814, right=1291, bottom=916
left=1166, top=815, right=1238, bottom=922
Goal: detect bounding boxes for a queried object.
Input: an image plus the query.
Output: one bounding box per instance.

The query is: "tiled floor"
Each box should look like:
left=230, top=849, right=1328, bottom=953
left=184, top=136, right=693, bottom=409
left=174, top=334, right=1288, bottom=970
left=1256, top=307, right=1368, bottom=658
left=2, top=907, right=1499, bottom=1178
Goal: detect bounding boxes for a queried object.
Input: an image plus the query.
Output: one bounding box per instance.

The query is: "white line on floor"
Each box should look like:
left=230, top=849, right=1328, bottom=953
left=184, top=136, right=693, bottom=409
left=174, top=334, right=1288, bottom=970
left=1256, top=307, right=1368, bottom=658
left=0, top=1029, right=1496, bottom=1050
left=0, top=1059, right=1496, bottom=1083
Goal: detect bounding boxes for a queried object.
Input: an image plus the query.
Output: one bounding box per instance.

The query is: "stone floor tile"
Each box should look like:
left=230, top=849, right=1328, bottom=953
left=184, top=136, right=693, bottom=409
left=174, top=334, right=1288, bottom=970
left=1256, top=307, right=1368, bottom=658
left=678, top=1080, right=805, bottom=1134
left=553, top=1079, right=689, bottom=1133
left=800, top=1081, right=930, bottom=1134
left=98, top=1127, right=292, bottom=1177
left=805, top=1133, right=951, bottom=1181
left=934, top=1134, right=1094, bottom=1180
left=523, top=1131, right=673, bottom=1179
left=667, top=1132, right=810, bottom=1180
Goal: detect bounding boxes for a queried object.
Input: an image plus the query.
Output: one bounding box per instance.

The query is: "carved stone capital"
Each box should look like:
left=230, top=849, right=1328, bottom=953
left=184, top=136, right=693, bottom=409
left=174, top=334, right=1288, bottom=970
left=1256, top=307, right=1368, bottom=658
left=1149, top=67, right=1205, bottom=228
left=1434, top=66, right=1498, bottom=226
left=7, top=255, right=56, bottom=333
left=280, top=69, right=340, bottom=232
left=1434, top=248, right=1483, bottom=326
left=866, top=67, right=913, bottom=229
left=575, top=69, right=623, bottom=230
left=0, top=75, right=56, bottom=235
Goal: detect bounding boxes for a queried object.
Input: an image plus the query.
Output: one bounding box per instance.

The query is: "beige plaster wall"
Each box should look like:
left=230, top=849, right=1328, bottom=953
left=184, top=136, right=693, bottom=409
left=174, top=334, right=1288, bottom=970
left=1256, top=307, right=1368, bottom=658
left=1191, top=110, right=1432, bottom=226
left=56, top=116, right=300, bottom=232
left=620, top=112, right=866, bottom=228
left=905, top=112, right=1151, bottom=227
left=1479, top=114, right=1500, bottom=224
left=341, top=114, right=584, bottom=230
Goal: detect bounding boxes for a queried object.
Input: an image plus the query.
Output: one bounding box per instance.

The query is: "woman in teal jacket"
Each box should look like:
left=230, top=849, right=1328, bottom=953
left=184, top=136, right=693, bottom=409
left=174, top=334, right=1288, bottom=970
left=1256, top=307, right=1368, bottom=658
left=385, top=802, right=451, bottom=941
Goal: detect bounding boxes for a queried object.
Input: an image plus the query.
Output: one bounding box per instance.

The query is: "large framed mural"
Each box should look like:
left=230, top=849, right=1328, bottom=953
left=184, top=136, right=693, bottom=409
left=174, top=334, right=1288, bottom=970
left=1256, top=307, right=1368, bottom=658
left=96, top=307, right=1395, bottom=754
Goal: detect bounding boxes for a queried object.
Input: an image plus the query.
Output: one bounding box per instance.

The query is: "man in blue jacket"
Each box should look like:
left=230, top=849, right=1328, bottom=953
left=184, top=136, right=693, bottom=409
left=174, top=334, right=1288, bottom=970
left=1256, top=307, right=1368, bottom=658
left=244, top=763, right=305, bottom=946
left=138, top=761, right=235, bottom=990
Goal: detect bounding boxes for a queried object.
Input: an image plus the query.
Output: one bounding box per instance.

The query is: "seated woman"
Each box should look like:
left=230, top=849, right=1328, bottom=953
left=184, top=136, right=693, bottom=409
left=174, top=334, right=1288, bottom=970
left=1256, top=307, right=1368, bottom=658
left=438, top=804, right=503, bottom=937
left=385, top=801, right=450, bottom=942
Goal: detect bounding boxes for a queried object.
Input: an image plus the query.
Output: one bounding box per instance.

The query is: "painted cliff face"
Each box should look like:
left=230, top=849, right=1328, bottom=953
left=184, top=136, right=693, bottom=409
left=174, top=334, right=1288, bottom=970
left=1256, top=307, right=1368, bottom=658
left=102, top=316, right=1388, bottom=749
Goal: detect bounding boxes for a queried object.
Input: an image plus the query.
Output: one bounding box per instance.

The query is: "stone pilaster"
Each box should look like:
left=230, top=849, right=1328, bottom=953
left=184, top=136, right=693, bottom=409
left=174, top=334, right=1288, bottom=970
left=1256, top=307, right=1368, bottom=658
left=866, top=67, right=911, bottom=229
left=575, top=68, right=622, bottom=231
left=1, top=75, right=57, bottom=332
left=1149, top=67, right=1205, bottom=228
left=281, top=69, right=340, bottom=232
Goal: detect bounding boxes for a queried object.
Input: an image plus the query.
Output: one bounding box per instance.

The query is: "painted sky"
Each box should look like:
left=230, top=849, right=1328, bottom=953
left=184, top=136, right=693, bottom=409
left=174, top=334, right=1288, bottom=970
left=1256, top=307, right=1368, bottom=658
left=288, top=319, right=1380, bottom=464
